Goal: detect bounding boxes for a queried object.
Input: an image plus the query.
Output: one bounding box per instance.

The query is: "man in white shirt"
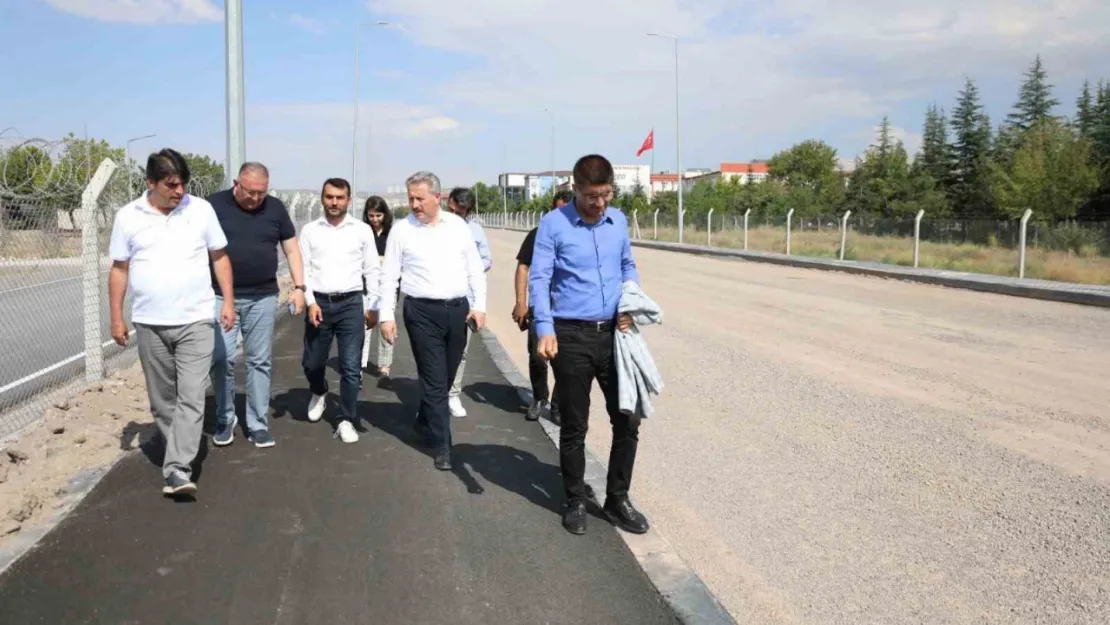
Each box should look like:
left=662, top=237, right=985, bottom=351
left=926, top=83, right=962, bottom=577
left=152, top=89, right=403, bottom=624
left=108, top=148, right=236, bottom=498
left=379, top=171, right=486, bottom=471
left=299, top=177, right=381, bottom=443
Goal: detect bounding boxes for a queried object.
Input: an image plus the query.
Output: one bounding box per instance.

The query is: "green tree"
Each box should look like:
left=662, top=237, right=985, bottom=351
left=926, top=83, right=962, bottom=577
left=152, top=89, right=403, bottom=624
left=990, top=118, right=1099, bottom=220
left=0, top=144, right=53, bottom=197
left=766, top=139, right=843, bottom=215
left=948, top=78, right=995, bottom=216
left=182, top=153, right=225, bottom=195
left=918, top=104, right=952, bottom=186
left=1075, top=80, right=1095, bottom=140
left=1006, top=56, right=1059, bottom=134
left=49, top=134, right=128, bottom=224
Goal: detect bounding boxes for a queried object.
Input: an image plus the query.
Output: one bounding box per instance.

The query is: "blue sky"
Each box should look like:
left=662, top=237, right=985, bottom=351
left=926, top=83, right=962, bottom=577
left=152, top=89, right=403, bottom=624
left=1, top=0, right=1108, bottom=193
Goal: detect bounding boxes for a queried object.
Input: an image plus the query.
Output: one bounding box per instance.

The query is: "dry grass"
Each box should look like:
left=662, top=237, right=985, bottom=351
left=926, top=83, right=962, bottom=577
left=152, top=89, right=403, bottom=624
left=648, top=226, right=1110, bottom=286
left=0, top=230, right=82, bottom=260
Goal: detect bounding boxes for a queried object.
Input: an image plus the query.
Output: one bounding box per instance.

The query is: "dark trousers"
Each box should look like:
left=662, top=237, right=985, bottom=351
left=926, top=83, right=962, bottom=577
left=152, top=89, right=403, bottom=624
left=526, top=306, right=558, bottom=407
left=302, top=295, right=365, bottom=423
left=404, top=296, right=469, bottom=451
left=551, top=319, right=641, bottom=504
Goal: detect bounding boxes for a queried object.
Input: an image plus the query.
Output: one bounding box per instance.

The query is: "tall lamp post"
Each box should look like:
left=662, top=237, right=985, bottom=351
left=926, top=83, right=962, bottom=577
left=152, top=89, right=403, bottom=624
left=352, top=20, right=392, bottom=198
left=225, top=0, right=245, bottom=190
left=648, top=32, right=683, bottom=243
left=126, top=134, right=157, bottom=196
left=543, top=108, right=555, bottom=197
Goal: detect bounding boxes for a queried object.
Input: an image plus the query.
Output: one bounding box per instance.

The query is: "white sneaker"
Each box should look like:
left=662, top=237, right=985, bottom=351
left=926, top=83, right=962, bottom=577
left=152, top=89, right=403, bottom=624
left=307, top=394, right=326, bottom=422
left=336, top=420, right=359, bottom=443
left=448, top=396, right=467, bottom=418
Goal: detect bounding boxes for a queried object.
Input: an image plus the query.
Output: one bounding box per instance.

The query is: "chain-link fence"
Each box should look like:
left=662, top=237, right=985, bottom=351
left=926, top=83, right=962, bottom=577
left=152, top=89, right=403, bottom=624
left=0, top=138, right=326, bottom=441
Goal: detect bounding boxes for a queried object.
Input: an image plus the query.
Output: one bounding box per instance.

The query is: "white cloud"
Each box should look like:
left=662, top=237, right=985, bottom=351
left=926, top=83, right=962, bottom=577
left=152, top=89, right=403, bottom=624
left=44, top=0, right=220, bottom=24
left=246, top=102, right=475, bottom=193
left=365, top=0, right=1110, bottom=175
left=288, top=13, right=328, bottom=36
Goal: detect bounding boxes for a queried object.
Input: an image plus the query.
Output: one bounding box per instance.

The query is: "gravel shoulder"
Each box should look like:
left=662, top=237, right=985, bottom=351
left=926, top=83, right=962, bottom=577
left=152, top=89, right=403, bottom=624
left=483, top=228, right=1110, bottom=625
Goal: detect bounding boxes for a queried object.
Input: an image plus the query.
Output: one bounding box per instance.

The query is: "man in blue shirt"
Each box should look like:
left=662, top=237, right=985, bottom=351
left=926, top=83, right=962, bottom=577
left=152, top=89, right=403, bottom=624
left=529, top=154, right=650, bottom=536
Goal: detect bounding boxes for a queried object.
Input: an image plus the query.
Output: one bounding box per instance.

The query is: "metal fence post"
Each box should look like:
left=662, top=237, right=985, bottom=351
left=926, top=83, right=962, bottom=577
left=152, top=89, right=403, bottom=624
left=632, top=209, right=640, bottom=240
left=785, top=208, right=794, bottom=255
left=1019, top=209, right=1033, bottom=279
left=707, top=208, right=714, bottom=246
left=653, top=209, right=659, bottom=240
left=678, top=209, right=686, bottom=244
left=81, top=158, right=119, bottom=382
left=839, top=210, right=852, bottom=261
left=913, top=209, right=925, bottom=268
left=743, top=208, right=750, bottom=250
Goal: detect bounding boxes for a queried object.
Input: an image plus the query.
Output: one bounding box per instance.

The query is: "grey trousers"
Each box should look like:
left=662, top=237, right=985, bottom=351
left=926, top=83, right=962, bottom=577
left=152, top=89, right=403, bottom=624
left=136, top=319, right=215, bottom=480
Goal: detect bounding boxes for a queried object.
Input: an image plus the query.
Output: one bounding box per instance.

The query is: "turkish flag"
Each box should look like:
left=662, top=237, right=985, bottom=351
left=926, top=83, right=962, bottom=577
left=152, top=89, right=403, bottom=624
left=636, top=129, right=654, bottom=158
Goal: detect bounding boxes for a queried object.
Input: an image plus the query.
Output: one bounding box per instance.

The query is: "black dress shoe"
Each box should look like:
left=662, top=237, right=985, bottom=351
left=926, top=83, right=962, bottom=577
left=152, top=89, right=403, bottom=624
left=603, top=497, right=650, bottom=534
left=563, top=501, right=588, bottom=535
left=434, top=450, right=453, bottom=471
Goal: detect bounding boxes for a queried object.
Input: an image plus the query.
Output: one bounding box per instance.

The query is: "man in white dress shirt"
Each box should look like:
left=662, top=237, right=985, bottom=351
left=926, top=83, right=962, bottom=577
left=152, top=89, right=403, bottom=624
left=379, top=171, right=487, bottom=470
left=299, top=177, right=381, bottom=443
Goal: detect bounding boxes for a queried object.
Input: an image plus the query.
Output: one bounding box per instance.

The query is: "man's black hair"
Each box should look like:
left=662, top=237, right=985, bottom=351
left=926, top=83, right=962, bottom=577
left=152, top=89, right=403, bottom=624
left=322, top=177, right=351, bottom=197
left=448, top=187, right=477, bottom=217
left=572, top=154, right=614, bottom=186
left=552, top=190, right=574, bottom=207
left=146, top=148, right=191, bottom=185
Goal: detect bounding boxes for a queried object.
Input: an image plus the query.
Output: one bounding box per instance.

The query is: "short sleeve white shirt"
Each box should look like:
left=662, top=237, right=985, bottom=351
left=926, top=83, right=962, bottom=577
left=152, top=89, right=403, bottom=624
left=109, top=193, right=228, bottom=326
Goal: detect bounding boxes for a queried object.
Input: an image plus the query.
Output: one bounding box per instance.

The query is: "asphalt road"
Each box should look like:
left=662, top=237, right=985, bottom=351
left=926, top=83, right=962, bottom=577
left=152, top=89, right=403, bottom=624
left=0, top=315, right=679, bottom=625
left=483, top=228, right=1110, bottom=625
left=0, top=264, right=131, bottom=413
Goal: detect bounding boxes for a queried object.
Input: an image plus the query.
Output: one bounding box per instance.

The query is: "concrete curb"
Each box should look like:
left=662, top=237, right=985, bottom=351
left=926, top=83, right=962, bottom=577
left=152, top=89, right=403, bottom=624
left=476, top=327, right=738, bottom=625
left=489, top=226, right=1110, bottom=308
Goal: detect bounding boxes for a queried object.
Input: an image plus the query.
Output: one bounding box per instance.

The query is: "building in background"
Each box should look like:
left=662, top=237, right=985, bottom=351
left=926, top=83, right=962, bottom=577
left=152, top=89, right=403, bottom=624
left=613, top=164, right=651, bottom=197
left=720, top=162, right=770, bottom=184
left=498, top=170, right=572, bottom=203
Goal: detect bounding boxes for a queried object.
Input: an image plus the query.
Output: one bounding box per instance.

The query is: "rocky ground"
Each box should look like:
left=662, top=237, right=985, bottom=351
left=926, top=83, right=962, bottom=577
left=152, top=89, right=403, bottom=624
left=1, top=365, right=153, bottom=540
left=0, top=276, right=293, bottom=556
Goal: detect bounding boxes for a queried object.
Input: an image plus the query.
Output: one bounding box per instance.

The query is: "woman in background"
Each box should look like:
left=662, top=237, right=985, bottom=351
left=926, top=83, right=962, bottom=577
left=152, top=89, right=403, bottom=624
left=445, top=187, right=492, bottom=418
left=362, top=196, right=394, bottom=379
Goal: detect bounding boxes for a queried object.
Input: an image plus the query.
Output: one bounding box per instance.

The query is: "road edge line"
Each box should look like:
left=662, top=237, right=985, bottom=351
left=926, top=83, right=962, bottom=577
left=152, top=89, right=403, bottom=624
left=476, top=326, right=738, bottom=625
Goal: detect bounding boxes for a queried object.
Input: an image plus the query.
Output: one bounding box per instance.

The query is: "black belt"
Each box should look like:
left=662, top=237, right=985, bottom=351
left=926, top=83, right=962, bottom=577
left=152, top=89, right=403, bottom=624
left=313, top=290, right=361, bottom=303
left=406, top=296, right=467, bottom=306
left=554, top=318, right=615, bottom=332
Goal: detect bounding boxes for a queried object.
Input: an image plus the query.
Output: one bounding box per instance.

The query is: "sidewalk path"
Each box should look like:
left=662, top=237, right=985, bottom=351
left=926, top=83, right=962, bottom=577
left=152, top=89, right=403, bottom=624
left=0, top=315, right=679, bottom=625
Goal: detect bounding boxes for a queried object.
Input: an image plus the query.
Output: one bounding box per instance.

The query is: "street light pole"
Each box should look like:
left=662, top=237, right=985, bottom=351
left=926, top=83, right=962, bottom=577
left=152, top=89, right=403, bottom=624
left=225, top=0, right=246, bottom=190
left=352, top=20, right=392, bottom=199
left=126, top=134, right=157, bottom=197
left=648, top=32, right=683, bottom=243
left=543, top=108, right=555, bottom=197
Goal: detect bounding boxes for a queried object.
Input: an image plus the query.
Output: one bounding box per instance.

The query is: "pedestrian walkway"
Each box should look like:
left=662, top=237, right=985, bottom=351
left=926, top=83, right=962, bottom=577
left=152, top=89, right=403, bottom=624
left=0, top=316, right=679, bottom=625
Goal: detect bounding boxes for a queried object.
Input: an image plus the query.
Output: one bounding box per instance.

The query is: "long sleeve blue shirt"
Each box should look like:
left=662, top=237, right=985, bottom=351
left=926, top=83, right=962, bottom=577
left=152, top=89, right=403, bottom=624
left=528, top=202, right=640, bottom=337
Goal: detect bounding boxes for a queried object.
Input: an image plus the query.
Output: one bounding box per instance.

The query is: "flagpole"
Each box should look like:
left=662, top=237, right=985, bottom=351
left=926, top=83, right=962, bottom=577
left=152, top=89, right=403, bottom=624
left=650, top=131, right=655, bottom=201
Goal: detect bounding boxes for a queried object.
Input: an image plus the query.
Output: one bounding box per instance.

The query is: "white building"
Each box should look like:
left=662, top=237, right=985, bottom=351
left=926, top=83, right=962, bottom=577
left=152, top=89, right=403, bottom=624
left=613, top=164, right=650, bottom=197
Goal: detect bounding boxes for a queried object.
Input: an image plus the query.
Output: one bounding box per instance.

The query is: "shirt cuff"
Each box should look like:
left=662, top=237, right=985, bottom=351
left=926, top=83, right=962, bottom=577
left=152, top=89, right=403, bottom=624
left=363, top=295, right=379, bottom=312
left=379, top=306, right=396, bottom=322
left=303, top=289, right=316, bottom=307
left=535, top=319, right=554, bottom=337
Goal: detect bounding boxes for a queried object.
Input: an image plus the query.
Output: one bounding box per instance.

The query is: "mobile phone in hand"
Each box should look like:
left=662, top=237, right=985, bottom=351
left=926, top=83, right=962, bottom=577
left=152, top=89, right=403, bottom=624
left=466, top=316, right=479, bottom=332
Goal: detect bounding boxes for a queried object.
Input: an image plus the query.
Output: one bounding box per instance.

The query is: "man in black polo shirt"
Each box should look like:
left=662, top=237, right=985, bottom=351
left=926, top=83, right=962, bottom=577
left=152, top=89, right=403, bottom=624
left=512, top=190, right=572, bottom=423
left=207, top=162, right=306, bottom=448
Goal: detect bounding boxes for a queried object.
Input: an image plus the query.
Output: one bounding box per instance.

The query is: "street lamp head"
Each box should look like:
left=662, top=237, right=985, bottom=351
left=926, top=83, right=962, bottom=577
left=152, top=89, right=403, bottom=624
left=647, top=32, right=675, bottom=39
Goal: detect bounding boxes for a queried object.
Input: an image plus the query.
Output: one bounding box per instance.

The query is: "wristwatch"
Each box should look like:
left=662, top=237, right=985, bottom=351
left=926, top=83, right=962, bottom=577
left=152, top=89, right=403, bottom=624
left=293, top=284, right=306, bottom=292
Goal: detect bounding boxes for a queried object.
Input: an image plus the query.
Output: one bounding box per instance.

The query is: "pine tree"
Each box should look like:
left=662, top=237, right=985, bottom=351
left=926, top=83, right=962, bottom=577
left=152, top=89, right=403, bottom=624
left=918, top=104, right=952, bottom=187
left=949, top=78, right=995, bottom=216
left=1006, top=55, right=1060, bottom=134
left=1075, top=80, right=1094, bottom=139
left=1091, top=81, right=1110, bottom=167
